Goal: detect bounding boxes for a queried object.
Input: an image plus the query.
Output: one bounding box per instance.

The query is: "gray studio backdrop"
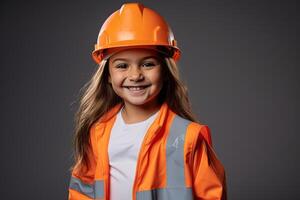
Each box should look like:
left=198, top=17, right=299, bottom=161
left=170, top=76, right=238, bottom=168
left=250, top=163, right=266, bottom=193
left=1, top=0, right=299, bottom=199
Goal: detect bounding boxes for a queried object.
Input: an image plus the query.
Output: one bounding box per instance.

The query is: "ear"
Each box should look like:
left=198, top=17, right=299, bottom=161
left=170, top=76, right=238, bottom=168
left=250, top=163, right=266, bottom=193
left=108, top=75, right=111, bottom=83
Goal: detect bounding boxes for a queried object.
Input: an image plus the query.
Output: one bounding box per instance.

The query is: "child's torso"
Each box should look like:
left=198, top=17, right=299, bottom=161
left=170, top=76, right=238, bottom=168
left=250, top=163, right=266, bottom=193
left=108, top=107, right=159, bottom=200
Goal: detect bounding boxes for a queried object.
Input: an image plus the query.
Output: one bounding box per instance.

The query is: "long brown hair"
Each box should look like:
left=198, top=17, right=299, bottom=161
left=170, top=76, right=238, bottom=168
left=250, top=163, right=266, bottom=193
left=71, top=53, right=198, bottom=172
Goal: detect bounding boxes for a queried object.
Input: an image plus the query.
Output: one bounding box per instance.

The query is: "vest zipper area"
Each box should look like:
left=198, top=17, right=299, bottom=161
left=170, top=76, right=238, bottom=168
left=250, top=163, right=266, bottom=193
left=131, top=126, right=162, bottom=200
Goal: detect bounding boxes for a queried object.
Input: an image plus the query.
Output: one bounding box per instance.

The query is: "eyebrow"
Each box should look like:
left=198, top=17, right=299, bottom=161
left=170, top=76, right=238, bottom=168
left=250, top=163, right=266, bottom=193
left=112, top=56, right=159, bottom=64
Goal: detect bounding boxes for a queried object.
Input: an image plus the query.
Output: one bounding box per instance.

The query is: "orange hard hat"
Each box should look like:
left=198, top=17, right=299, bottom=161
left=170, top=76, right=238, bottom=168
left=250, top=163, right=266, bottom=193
left=92, top=3, right=181, bottom=64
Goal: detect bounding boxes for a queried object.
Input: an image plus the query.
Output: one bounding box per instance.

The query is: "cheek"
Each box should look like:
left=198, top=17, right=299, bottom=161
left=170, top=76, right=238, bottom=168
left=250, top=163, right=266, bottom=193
left=109, top=72, right=124, bottom=86
left=150, top=68, right=163, bottom=87
left=109, top=75, right=122, bottom=95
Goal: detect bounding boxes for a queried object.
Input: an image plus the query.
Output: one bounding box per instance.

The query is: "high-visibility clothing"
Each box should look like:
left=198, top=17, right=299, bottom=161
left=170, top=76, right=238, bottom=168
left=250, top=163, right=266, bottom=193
left=92, top=3, right=181, bottom=64
left=68, top=102, right=227, bottom=200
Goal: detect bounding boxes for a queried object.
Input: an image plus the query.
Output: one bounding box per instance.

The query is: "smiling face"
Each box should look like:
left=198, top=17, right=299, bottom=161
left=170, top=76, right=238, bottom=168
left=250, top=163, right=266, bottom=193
left=108, top=47, right=164, bottom=109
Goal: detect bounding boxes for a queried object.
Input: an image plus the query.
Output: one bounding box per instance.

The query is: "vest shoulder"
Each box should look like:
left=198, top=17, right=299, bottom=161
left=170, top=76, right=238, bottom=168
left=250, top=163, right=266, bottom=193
left=172, top=114, right=208, bottom=130
left=177, top=117, right=212, bottom=146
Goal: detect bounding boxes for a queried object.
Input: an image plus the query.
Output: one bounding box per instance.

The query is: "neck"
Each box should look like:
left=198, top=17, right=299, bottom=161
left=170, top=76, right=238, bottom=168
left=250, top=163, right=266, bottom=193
left=122, top=101, right=161, bottom=124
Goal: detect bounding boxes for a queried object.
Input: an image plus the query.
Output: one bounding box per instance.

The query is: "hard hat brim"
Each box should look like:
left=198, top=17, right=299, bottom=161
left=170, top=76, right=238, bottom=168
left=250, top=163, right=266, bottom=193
left=92, top=44, right=181, bottom=64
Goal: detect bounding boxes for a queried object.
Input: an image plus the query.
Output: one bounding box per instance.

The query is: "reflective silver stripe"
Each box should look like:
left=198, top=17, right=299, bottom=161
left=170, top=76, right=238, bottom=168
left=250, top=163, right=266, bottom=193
left=166, top=115, right=191, bottom=187
left=136, top=187, right=193, bottom=199
left=136, top=115, right=193, bottom=199
left=69, top=176, right=104, bottom=199
left=94, top=180, right=104, bottom=198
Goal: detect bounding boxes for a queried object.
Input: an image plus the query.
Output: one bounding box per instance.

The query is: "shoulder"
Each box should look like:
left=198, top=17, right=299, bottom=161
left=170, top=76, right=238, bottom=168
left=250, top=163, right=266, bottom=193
left=172, top=115, right=212, bottom=147
left=187, top=122, right=212, bottom=146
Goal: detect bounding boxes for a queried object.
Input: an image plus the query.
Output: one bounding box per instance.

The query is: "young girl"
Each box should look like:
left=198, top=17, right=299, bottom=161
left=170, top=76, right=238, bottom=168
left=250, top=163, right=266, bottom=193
left=68, top=3, right=226, bottom=200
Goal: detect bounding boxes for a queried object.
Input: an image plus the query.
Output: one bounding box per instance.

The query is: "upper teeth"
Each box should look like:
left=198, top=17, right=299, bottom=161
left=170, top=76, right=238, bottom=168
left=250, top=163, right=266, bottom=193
left=127, top=86, right=144, bottom=90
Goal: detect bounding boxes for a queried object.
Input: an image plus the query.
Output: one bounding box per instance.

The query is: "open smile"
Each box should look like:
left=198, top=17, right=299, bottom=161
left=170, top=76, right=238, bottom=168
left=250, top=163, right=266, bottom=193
left=123, top=85, right=151, bottom=91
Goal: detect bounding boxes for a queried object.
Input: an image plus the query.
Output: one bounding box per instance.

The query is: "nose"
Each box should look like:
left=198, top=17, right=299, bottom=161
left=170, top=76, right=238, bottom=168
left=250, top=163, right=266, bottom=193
left=128, top=66, right=144, bottom=81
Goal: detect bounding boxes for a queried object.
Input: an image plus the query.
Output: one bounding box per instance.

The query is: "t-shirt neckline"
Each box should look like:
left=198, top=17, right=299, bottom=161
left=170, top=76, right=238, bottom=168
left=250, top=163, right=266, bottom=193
left=118, top=106, right=159, bottom=128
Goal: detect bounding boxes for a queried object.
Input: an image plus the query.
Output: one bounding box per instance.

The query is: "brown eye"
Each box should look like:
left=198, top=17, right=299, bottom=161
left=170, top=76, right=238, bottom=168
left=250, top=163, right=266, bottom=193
left=142, top=62, right=156, bottom=68
left=116, top=63, right=128, bottom=69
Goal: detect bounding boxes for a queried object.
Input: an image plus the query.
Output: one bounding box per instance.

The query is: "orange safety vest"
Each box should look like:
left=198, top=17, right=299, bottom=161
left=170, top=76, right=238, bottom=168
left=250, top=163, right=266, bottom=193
left=68, top=102, right=227, bottom=200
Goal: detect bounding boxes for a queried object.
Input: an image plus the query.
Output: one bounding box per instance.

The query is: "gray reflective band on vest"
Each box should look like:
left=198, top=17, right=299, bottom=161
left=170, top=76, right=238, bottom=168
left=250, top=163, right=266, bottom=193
left=166, top=115, right=190, bottom=187
left=69, top=176, right=104, bottom=199
left=136, top=115, right=193, bottom=199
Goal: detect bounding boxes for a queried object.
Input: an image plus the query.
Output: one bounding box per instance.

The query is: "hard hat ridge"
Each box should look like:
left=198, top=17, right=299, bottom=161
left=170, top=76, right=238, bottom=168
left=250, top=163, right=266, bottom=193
left=119, top=2, right=144, bottom=18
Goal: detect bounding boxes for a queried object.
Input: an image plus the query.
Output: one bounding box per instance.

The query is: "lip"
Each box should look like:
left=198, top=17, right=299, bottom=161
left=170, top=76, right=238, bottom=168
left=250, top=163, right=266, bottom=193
left=123, top=84, right=151, bottom=88
left=123, top=85, right=150, bottom=95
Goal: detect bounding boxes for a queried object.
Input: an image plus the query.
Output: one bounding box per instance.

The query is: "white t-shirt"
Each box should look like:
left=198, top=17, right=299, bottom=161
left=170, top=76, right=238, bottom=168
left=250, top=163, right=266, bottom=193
left=108, top=107, right=159, bottom=200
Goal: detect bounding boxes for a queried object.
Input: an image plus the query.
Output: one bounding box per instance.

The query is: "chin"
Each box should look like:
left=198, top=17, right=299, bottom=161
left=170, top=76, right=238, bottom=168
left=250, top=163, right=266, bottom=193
left=126, top=100, right=150, bottom=106
left=124, top=97, right=157, bottom=107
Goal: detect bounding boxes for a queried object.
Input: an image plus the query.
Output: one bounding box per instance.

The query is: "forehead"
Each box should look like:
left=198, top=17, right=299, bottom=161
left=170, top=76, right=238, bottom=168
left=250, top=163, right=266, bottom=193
left=109, top=48, right=160, bottom=62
